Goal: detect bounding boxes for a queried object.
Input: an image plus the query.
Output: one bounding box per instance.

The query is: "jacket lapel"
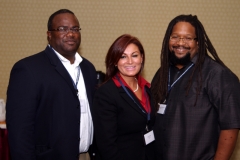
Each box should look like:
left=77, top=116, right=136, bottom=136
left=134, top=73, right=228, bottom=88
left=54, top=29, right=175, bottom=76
left=44, top=46, right=77, bottom=97
left=79, top=60, right=93, bottom=109
left=118, top=87, right=147, bottom=119
left=145, top=86, right=156, bottom=120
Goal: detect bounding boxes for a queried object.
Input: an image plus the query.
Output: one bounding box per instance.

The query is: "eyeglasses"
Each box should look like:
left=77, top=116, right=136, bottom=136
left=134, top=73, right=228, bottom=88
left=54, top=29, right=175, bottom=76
left=49, top=26, right=81, bottom=34
left=170, top=36, right=197, bottom=43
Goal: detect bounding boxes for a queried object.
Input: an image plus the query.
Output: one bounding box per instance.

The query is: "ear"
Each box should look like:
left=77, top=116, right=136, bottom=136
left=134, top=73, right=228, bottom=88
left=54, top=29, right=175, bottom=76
left=47, top=31, right=51, bottom=41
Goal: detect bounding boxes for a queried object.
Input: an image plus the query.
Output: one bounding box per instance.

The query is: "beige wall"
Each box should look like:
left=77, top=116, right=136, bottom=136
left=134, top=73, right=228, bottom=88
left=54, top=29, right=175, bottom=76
left=1, top=0, right=240, bottom=159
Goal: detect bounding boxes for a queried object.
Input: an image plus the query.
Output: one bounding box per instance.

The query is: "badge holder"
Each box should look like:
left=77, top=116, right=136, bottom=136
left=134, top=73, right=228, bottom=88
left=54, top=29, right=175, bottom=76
left=142, top=125, right=155, bottom=145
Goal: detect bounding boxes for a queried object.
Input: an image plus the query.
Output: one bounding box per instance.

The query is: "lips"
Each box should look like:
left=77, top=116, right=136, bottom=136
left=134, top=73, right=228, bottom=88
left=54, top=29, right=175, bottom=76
left=65, top=39, right=76, bottom=45
left=124, top=66, right=136, bottom=70
left=173, top=46, right=190, bottom=53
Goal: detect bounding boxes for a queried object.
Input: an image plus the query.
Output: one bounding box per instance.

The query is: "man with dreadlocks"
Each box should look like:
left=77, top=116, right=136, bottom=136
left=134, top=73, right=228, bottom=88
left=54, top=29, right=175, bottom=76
left=151, top=14, right=240, bottom=160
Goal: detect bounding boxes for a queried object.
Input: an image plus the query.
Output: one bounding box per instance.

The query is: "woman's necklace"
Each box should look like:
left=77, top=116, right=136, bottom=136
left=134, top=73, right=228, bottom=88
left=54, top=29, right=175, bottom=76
left=133, top=78, right=139, bottom=92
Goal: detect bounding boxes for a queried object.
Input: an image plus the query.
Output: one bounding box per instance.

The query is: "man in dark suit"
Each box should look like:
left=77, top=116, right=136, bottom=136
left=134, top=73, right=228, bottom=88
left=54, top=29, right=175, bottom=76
left=6, top=9, right=97, bottom=160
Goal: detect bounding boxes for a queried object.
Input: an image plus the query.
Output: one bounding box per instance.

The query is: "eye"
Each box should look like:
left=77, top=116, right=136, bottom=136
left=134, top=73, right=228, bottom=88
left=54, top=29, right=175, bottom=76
left=120, top=55, right=126, bottom=59
left=170, top=36, right=178, bottom=40
left=185, top=37, right=193, bottom=41
left=132, top=54, right=138, bottom=57
left=57, top=27, right=65, bottom=31
left=71, top=27, right=80, bottom=32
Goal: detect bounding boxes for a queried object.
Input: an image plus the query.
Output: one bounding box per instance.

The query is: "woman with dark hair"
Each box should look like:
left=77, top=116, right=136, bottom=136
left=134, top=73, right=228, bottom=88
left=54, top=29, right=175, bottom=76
left=93, top=34, right=156, bottom=160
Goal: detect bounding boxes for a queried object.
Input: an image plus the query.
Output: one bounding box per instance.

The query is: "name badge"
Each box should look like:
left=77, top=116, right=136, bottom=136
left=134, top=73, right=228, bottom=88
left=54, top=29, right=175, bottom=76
left=157, top=103, right=167, bottom=114
left=143, top=130, right=155, bottom=145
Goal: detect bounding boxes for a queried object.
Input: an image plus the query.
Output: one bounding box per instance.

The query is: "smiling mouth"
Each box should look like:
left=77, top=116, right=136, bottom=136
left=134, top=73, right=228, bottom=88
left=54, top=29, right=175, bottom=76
left=125, top=66, right=135, bottom=70
left=173, top=46, right=190, bottom=53
left=65, top=40, right=76, bottom=45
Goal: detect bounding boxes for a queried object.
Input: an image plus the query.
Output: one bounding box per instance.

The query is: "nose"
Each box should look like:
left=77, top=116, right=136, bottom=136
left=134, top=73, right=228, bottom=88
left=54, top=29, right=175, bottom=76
left=177, top=38, right=186, bottom=45
left=127, top=57, right=132, bottom=64
left=66, top=29, right=74, bottom=36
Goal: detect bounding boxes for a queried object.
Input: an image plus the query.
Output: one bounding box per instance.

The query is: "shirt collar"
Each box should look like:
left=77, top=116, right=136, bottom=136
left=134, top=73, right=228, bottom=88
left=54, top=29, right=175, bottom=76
left=112, top=73, right=151, bottom=89
left=191, top=53, right=198, bottom=64
left=48, top=44, right=83, bottom=66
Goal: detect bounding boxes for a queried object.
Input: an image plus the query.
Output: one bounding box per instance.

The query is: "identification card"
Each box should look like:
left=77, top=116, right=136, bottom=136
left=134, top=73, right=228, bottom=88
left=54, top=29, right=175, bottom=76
left=143, top=130, right=155, bottom=145
left=157, top=103, right=167, bottom=114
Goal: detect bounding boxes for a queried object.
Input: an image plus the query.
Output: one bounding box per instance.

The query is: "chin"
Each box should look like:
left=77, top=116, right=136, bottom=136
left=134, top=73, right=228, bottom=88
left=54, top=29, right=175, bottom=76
left=121, top=72, right=138, bottom=77
left=175, top=52, right=187, bottom=58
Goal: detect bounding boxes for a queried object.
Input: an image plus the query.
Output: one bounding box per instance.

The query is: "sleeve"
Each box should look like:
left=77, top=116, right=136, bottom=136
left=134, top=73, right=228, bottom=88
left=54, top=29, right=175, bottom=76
left=93, top=85, right=120, bottom=160
left=207, top=68, right=240, bottom=130
left=6, top=60, right=38, bottom=160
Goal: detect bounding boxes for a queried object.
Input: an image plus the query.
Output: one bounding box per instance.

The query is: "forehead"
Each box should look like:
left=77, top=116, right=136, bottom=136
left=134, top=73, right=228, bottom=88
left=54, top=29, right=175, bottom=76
left=171, top=22, right=196, bottom=35
left=123, top=43, right=140, bottom=54
left=52, top=13, right=79, bottom=27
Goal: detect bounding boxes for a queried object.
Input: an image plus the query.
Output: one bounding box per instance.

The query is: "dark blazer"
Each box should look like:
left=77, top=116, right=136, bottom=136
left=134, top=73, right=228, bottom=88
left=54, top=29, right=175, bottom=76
left=6, top=46, right=97, bottom=160
left=93, top=79, right=156, bottom=160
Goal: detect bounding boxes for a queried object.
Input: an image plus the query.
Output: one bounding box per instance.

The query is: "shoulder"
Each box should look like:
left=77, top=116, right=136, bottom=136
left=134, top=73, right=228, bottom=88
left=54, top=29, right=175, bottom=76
left=79, top=56, right=96, bottom=81
left=203, top=57, right=239, bottom=82
left=95, top=80, right=118, bottom=96
left=80, top=56, right=96, bottom=70
left=97, top=80, right=116, bottom=92
left=12, top=50, right=47, bottom=71
left=93, top=80, right=119, bottom=108
left=151, top=68, right=161, bottom=84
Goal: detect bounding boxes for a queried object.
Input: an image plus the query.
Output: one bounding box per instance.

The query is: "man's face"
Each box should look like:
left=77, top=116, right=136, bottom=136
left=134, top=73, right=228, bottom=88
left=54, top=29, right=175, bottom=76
left=169, top=22, right=198, bottom=61
left=47, top=13, right=81, bottom=59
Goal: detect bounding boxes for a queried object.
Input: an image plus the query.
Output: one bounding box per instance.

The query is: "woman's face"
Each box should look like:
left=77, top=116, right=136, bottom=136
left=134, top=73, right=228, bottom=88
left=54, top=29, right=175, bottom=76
left=117, top=43, right=143, bottom=79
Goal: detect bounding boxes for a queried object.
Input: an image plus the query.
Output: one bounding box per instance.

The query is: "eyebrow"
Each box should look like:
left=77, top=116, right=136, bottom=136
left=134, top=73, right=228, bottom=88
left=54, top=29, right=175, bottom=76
left=57, top=25, right=80, bottom=28
left=123, top=51, right=139, bottom=54
left=171, top=33, right=195, bottom=36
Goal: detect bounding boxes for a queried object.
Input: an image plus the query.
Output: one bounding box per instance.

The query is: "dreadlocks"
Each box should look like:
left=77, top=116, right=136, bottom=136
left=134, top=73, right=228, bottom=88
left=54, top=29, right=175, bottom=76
left=151, top=14, right=227, bottom=109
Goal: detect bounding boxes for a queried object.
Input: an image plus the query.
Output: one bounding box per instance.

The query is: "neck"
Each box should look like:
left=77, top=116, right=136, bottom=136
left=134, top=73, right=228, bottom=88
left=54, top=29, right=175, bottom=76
left=69, top=57, right=75, bottom=64
left=133, top=78, right=139, bottom=92
left=64, top=55, right=75, bottom=64
left=49, top=45, right=76, bottom=64
left=120, top=75, right=138, bottom=92
left=175, top=64, right=184, bottom=69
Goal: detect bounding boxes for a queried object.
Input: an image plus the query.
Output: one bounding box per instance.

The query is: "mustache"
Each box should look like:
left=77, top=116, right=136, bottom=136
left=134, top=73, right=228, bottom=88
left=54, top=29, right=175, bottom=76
left=172, top=46, right=191, bottom=50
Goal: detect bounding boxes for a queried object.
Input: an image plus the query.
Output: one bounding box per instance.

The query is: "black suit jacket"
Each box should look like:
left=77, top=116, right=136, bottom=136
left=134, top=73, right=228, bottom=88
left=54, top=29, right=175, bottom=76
left=93, top=79, right=156, bottom=160
left=6, top=46, right=97, bottom=160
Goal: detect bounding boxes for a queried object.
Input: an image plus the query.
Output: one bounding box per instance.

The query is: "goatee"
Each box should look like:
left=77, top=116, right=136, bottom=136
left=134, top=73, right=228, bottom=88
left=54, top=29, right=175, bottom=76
left=169, top=50, right=191, bottom=66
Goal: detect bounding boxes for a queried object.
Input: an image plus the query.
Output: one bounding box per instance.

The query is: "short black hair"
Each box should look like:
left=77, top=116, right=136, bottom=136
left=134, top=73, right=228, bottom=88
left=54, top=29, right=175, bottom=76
left=47, top=9, right=74, bottom=31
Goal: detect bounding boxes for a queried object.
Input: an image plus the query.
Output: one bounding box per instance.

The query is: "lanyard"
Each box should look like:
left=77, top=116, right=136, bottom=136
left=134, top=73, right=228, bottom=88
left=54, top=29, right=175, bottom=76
left=116, top=75, right=151, bottom=121
left=72, top=66, right=80, bottom=95
left=168, top=63, right=194, bottom=92
left=49, top=45, right=80, bottom=95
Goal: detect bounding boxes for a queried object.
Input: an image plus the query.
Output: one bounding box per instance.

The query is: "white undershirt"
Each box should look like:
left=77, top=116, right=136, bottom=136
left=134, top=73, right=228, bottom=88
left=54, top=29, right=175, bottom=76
left=51, top=46, right=93, bottom=153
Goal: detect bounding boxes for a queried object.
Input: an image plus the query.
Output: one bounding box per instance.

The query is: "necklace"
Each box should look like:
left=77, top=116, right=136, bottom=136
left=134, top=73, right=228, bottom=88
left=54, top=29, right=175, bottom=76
left=133, top=78, right=139, bottom=92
